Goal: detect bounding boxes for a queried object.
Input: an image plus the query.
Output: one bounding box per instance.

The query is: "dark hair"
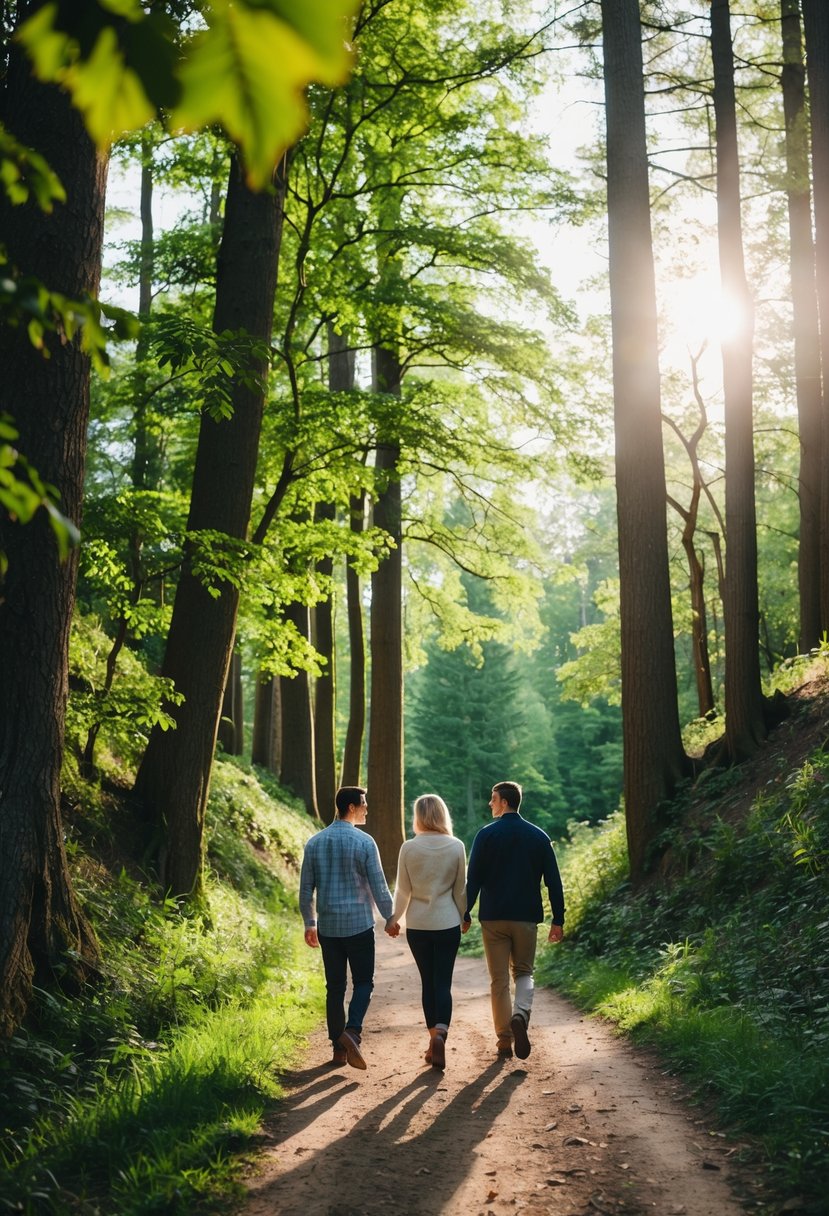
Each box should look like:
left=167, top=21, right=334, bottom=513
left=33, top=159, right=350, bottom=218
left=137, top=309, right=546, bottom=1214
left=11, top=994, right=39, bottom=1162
left=335, top=786, right=366, bottom=817
left=492, top=781, right=522, bottom=811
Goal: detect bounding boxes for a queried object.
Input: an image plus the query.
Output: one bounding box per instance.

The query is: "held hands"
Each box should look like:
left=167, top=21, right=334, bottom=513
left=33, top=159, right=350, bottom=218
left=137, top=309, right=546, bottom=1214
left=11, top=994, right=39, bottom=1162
left=304, top=927, right=319, bottom=948
left=548, top=924, right=564, bottom=944
left=461, top=918, right=471, bottom=935
left=385, top=918, right=401, bottom=937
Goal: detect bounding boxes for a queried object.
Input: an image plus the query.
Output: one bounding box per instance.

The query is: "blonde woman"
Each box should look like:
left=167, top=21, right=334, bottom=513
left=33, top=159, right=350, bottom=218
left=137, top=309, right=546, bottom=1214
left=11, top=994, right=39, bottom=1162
left=386, top=794, right=467, bottom=1069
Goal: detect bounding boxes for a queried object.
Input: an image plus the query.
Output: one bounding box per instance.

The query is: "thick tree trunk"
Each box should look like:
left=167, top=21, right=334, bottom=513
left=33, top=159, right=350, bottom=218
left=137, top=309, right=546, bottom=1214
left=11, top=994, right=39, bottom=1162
left=342, top=490, right=367, bottom=786
left=802, top=0, right=829, bottom=636
left=711, top=0, right=767, bottom=760
left=133, top=155, right=286, bottom=897
left=366, top=346, right=406, bottom=877
left=0, top=63, right=105, bottom=1033
left=280, top=601, right=320, bottom=819
left=782, top=0, right=823, bottom=652
left=600, top=0, right=688, bottom=886
left=252, top=672, right=281, bottom=771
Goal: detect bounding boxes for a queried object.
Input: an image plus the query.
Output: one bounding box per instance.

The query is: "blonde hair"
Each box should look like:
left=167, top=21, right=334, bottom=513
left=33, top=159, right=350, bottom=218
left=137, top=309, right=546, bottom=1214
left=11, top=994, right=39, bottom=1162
left=413, top=793, right=452, bottom=835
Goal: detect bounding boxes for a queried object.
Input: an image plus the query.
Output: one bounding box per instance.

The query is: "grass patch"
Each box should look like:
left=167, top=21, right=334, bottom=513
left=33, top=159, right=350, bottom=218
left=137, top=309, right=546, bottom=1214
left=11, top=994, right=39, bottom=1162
left=538, top=746, right=829, bottom=1210
left=0, top=760, right=323, bottom=1214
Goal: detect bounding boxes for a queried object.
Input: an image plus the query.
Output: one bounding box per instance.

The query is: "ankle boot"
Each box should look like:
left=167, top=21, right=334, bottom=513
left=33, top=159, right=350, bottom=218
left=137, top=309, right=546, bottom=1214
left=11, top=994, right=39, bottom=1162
left=429, top=1027, right=447, bottom=1070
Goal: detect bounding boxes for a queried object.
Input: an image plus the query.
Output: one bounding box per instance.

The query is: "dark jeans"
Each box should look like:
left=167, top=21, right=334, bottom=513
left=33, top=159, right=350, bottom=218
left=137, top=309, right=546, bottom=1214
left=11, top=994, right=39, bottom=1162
left=318, top=927, right=375, bottom=1043
left=406, top=925, right=461, bottom=1029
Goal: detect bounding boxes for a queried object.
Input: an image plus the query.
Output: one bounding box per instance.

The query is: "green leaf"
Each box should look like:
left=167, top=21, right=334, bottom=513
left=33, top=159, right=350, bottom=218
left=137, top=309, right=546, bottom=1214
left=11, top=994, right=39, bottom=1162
left=174, top=1, right=355, bottom=188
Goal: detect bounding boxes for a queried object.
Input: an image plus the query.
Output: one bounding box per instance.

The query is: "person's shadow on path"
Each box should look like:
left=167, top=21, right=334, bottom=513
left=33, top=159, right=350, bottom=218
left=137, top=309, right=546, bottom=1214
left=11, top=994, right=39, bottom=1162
left=251, top=1059, right=525, bottom=1216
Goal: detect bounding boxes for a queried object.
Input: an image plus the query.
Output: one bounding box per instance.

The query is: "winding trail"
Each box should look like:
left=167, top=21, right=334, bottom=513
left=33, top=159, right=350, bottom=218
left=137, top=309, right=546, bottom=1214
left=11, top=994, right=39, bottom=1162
left=242, top=932, right=766, bottom=1216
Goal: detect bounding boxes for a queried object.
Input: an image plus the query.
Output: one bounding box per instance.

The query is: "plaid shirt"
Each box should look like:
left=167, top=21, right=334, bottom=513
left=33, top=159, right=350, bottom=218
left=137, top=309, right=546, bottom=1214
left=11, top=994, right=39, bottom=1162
left=300, top=819, right=393, bottom=937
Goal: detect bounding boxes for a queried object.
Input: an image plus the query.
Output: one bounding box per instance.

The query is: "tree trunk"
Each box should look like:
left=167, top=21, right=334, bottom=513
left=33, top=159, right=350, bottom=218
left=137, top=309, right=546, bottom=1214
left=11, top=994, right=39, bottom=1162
left=782, top=0, right=823, bottom=653
left=366, top=346, right=406, bottom=877
left=0, top=62, right=105, bottom=1033
left=280, top=601, right=320, bottom=819
left=802, top=0, right=829, bottom=637
left=133, top=154, right=287, bottom=897
left=711, top=0, right=767, bottom=760
left=600, top=0, right=688, bottom=886
left=217, top=649, right=244, bottom=755
left=342, top=490, right=367, bottom=786
left=252, top=672, right=281, bottom=771
left=313, top=502, right=337, bottom=821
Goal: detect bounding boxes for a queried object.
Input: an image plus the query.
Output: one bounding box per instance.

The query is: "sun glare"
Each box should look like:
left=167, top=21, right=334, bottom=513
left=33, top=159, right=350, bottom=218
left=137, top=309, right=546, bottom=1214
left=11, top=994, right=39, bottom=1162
left=660, top=274, right=751, bottom=370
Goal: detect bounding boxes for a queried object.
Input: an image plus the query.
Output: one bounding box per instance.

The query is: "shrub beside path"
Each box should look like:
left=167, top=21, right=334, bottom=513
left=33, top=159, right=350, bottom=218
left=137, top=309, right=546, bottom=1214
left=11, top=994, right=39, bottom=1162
left=242, top=933, right=767, bottom=1216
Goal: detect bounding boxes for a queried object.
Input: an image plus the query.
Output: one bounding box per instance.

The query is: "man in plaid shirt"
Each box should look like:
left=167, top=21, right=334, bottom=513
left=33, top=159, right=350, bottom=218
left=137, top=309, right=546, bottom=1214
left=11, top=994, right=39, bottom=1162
left=300, top=786, right=395, bottom=1069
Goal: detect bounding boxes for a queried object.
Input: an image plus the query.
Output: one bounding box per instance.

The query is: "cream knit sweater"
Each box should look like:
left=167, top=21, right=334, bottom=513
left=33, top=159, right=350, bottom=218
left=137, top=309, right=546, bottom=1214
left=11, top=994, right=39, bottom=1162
left=391, top=833, right=467, bottom=931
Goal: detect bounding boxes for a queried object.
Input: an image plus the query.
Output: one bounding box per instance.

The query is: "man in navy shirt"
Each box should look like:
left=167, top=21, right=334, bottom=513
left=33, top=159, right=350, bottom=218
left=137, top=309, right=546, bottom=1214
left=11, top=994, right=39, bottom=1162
left=464, top=780, right=564, bottom=1060
left=300, top=786, right=395, bottom=1069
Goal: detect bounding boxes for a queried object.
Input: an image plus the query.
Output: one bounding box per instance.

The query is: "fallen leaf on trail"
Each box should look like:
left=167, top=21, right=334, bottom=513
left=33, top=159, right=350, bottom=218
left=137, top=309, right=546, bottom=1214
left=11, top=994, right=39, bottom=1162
left=415, top=1167, right=431, bottom=1175
left=619, top=1162, right=630, bottom=1170
left=567, top=1103, right=582, bottom=1113
left=542, top=1089, right=555, bottom=1095
left=485, top=1189, right=498, bottom=1202
left=701, top=1160, right=721, bottom=1171
left=485, top=1170, right=497, bottom=1176
left=544, top=1121, right=558, bottom=1130
left=564, top=1135, right=590, bottom=1146
left=545, top=1176, right=567, bottom=1186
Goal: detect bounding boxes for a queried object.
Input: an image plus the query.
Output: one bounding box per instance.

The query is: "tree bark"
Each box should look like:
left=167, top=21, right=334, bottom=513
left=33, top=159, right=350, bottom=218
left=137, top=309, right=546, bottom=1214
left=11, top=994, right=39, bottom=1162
left=782, top=0, right=823, bottom=653
left=313, top=502, right=337, bottom=821
left=342, top=490, right=367, bottom=786
left=280, top=600, right=320, bottom=819
left=711, top=0, right=767, bottom=760
left=366, top=346, right=406, bottom=877
left=252, top=672, right=281, bottom=771
left=133, top=154, right=287, bottom=897
left=217, top=649, right=244, bottom=755
left=0, top=60, right=105, bottom=1033
left=600, top=0, right=688, bottom=886
left=802, top=0, right=829, bottom=637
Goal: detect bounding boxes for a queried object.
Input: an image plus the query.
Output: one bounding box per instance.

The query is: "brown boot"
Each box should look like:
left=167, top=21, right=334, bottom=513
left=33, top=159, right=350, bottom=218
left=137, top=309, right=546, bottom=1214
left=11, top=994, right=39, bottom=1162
left=429, top=1028, right=447, bottom=1070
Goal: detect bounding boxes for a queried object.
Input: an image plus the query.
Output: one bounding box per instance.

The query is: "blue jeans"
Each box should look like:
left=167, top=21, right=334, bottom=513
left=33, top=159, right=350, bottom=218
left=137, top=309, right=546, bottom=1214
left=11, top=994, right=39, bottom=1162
left=406, top=925, right=461, bottom=1029
left=318, top=927, right=375, bottom=1043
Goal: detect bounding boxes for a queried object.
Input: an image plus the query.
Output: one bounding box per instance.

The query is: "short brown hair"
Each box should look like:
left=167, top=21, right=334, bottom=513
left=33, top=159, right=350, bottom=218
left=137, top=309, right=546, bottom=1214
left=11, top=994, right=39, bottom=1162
left=492, top=781, right=522, bottom=810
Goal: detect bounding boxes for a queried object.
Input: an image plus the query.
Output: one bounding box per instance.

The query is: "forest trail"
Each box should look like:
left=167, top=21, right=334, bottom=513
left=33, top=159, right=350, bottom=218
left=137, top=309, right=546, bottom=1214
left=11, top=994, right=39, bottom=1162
left=242, top=933, right=765, bottom=1216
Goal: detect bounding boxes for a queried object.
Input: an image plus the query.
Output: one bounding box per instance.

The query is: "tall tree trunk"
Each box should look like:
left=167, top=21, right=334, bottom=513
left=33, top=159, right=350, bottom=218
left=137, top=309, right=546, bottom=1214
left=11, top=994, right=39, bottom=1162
left=313, top=502, right=337, bottom=820
left=366, top=346, right=405, bottom=876
left=342, top=490, right=367, bottom=786
left=0, top=64, right=105, bottom=1033
left=252, top=672, right=281, bottom=771
left=280, top=601, right=320, bottom=819
left=711, top=0, right=767, bottom=760
left=217, top=649, right=244, bottom=754
left=782, top=0, right=823, bottom=653
left=133, top=154, right=287, bottom=897
left=802, top=0, right=829, bottom=637
left=132, top=130, right=162, bottom=495
left=600, top=0, right=688, bottom=886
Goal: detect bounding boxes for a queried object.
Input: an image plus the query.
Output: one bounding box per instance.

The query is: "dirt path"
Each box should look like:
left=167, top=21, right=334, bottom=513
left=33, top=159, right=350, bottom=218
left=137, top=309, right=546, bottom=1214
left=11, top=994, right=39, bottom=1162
left=242, top=933, right=767, bottom=1216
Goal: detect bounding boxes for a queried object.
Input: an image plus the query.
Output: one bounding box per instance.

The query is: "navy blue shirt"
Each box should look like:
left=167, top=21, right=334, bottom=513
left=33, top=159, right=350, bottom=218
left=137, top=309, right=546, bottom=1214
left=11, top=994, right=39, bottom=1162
left=465, top=812, right=565, bottom=926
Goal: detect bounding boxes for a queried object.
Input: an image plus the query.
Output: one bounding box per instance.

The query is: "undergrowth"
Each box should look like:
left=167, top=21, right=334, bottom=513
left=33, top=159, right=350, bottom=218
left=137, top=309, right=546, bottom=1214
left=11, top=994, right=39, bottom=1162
left=538, top=744, right=829, bottom=1212
left=0, top=759, right=322, bottom=1215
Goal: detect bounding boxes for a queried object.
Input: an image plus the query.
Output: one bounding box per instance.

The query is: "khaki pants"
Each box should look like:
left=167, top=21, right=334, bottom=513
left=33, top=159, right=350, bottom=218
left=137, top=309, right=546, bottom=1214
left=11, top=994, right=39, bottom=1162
left=481, top=920, right=538, bottom=1039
